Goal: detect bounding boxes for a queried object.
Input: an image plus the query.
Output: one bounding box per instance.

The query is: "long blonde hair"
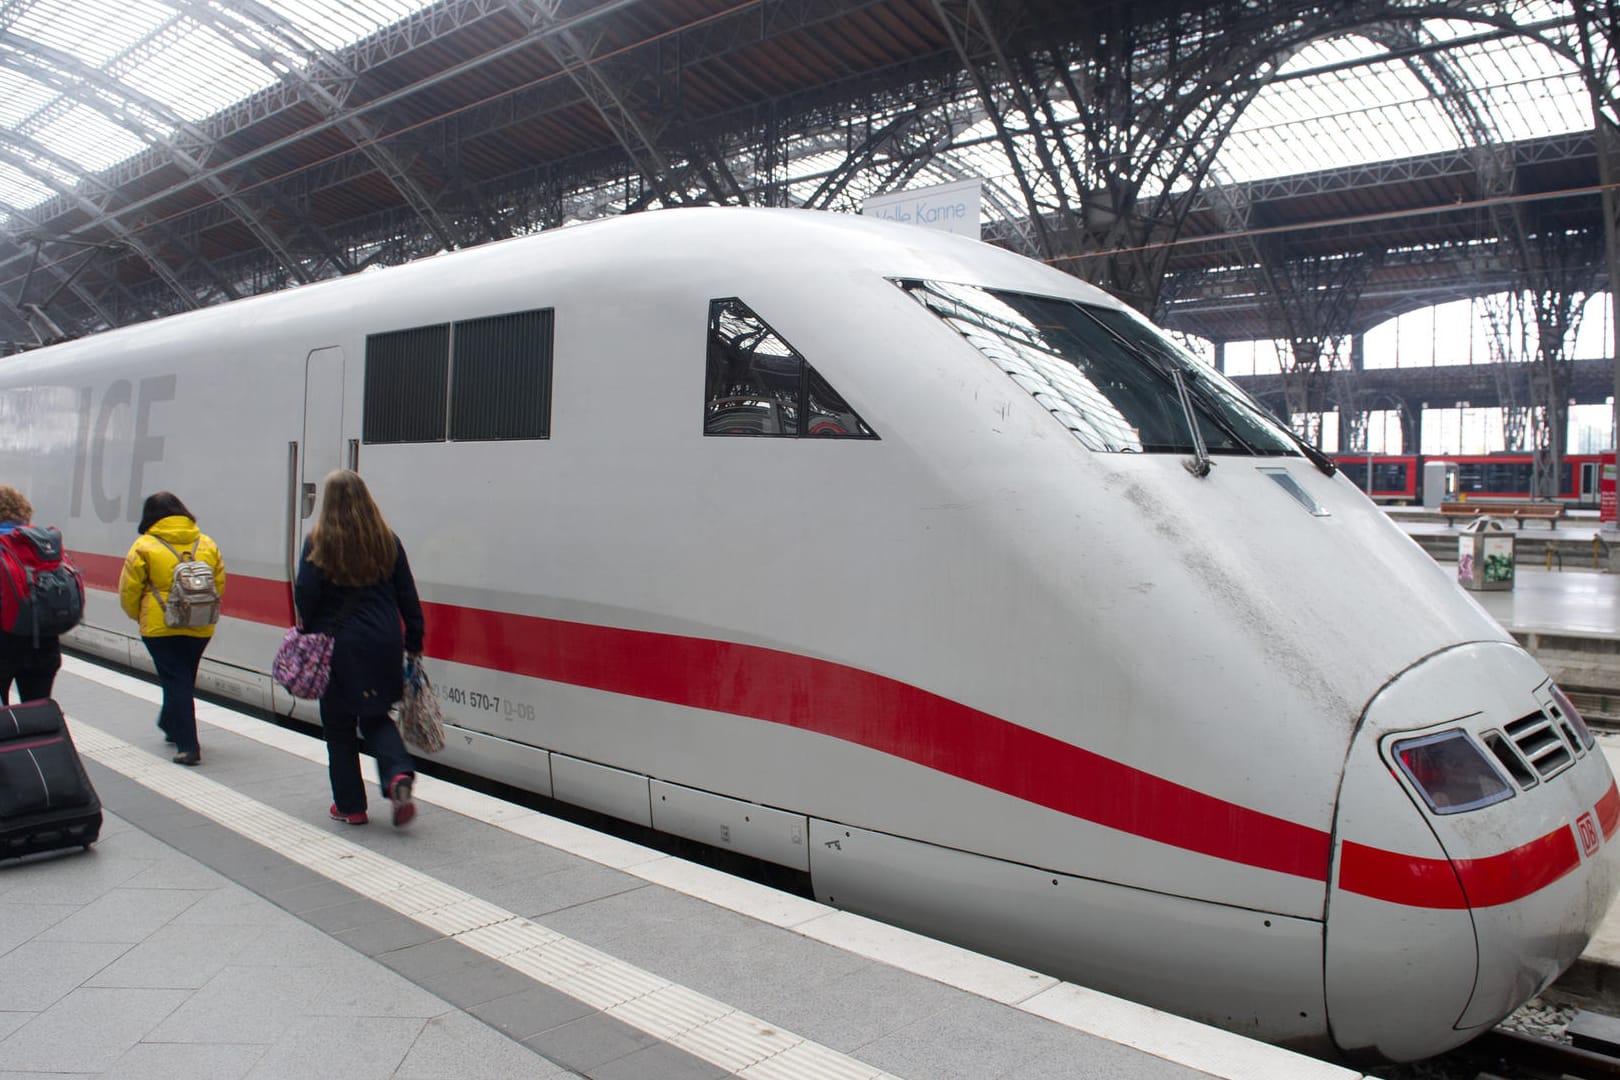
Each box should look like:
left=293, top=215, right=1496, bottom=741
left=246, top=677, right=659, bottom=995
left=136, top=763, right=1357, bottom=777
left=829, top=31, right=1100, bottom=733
left=308, top=470, right=397, bottom=586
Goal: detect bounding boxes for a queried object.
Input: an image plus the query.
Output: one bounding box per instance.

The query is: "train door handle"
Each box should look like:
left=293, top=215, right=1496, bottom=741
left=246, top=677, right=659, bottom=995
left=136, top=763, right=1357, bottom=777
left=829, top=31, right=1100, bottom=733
left=301, top=482, right=316, bottom=519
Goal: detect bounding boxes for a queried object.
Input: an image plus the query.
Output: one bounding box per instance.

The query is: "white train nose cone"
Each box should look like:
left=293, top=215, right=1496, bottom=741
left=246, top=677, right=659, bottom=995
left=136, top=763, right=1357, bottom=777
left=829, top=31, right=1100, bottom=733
left=1324, top=640, right=1620, bottom=1062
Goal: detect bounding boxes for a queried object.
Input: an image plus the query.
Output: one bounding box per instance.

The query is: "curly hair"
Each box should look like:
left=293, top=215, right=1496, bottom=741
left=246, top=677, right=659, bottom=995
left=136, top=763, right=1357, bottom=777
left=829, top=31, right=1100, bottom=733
left=0, top=485, right=33, bottom=525
left=308, top=470, right=397, bottom=586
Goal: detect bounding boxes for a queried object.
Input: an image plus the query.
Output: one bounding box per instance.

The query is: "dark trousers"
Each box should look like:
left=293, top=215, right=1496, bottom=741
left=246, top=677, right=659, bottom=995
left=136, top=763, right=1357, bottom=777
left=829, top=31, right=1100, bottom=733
left=0, top=666, right=55, bottom=706
left=319, top=698, right=414, bottom=814
left=144, top=635, right=209, bottom=755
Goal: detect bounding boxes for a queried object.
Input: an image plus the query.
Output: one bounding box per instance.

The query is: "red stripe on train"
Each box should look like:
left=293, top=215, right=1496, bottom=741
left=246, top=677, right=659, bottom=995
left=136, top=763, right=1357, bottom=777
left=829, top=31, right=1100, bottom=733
left=1338, top=825, right=1583, bottom=909
left=422, top=599, right=1333, bottom=881
left=1596, top=781, right=1620, bottom=840
left=68, top=551, right=1608, bottom=908
left=71, top=550, right=292, bottom=626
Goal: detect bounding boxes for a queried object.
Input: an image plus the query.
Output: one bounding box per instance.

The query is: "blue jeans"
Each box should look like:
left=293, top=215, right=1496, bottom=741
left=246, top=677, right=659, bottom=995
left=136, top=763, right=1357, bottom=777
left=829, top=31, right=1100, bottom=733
left=320, top=698, right=414, bottom=815
left=143, top=635, right=208, bottom=755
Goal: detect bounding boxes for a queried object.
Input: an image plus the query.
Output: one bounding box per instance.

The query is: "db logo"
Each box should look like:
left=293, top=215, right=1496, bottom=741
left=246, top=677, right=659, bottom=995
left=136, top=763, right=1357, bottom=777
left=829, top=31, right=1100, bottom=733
left=1578, top=812, right=1600, bottom=857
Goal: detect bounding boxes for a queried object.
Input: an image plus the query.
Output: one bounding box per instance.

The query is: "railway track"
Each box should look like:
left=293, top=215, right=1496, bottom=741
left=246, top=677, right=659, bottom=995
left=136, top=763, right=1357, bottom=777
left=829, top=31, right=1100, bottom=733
left=1364, top=998, right=1620, bottom=1080
left=1467, top=1022, right=1620, bottom=1079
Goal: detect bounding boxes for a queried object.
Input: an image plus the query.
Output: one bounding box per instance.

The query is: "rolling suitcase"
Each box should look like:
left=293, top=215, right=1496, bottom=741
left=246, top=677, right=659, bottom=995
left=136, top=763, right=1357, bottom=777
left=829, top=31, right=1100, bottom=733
left=0, top=699, right=102, bottom=860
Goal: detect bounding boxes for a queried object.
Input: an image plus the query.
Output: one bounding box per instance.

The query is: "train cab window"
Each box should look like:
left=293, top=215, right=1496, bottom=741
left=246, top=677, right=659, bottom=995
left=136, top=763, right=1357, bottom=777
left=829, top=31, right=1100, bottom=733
left=897, top=279, right=1298, bottom=458
left=705, top=299, right=877, bottom=438
left=1391, top=730, right=1514, bottom=814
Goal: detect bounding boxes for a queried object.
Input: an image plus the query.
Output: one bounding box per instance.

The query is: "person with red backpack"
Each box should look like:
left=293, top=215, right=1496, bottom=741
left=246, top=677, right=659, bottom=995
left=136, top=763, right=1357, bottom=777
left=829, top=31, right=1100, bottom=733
left=0, top=485, right=82, bottom=705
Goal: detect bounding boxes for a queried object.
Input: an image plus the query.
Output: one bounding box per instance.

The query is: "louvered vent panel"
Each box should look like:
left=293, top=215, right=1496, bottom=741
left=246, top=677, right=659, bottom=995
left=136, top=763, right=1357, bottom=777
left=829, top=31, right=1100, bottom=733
left=450, top=308, right=552, bottom=441
left=364, top=324, right=449, bottom=443
left=1503, top=711, right=1573, bottom=778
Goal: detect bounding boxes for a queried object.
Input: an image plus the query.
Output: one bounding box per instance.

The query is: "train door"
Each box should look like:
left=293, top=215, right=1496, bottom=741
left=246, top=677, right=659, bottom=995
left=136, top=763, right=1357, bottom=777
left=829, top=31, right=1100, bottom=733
left=298, top=347, right=346, bottom=552
left=1581, top=459, right=1600, bottom=508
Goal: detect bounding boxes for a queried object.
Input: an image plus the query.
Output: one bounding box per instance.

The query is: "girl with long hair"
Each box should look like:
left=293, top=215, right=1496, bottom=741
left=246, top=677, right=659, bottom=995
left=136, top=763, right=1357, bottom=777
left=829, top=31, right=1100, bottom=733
left=295, top=469, right=425, bottom=826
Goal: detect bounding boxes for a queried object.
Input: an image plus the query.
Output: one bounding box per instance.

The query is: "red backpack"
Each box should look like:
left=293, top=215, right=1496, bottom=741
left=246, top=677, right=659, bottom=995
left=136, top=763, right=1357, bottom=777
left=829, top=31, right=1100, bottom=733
left=0, top=526, right=85, bottom=645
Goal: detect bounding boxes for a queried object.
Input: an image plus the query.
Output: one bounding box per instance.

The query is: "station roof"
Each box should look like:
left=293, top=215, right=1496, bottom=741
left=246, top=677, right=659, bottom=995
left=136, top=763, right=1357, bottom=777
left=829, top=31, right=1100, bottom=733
left=0, top=0, right=1607, bottom=347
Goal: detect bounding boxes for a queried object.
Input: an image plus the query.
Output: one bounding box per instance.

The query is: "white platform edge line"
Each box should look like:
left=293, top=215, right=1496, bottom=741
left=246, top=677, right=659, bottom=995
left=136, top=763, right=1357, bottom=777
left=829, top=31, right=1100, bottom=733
left=63, top=710, right=900, bottom=1080
left=61, top=654, right=1366, bottom=1080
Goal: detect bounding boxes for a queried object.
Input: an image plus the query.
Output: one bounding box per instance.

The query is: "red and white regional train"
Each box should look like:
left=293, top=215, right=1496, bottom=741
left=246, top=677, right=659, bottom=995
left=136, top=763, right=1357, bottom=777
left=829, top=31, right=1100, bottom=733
left=2, top=208, right=1616, bottom=1062
left=1332, top=452, right=1606, bottom=505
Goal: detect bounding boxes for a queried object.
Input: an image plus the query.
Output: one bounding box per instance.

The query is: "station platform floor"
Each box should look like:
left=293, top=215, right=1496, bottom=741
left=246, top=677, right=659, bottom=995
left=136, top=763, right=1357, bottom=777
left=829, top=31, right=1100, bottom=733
left=1468, top=564, right=1620, bottom=638
left=2, top=658, right=1365, bottom=1080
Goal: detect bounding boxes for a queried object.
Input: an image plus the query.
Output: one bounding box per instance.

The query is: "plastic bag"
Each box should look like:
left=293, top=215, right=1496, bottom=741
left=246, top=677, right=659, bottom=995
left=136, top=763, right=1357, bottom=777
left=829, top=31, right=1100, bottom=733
left=398, top=656, right=445, bottom=753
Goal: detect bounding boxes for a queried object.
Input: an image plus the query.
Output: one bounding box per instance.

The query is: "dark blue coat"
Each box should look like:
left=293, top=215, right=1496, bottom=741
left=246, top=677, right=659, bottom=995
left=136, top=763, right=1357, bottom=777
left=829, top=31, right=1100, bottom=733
left=294, top=534, right=425, bottom=715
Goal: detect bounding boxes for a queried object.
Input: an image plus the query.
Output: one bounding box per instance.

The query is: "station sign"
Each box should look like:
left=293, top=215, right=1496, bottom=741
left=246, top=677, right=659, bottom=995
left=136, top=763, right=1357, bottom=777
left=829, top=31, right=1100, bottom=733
left=861, top=179, right=982, bottom=239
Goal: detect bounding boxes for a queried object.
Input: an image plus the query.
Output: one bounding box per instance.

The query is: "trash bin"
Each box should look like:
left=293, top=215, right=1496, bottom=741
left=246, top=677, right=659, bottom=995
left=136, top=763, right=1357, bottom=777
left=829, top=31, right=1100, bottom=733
left=1457, top=516, right=1514, bottom=591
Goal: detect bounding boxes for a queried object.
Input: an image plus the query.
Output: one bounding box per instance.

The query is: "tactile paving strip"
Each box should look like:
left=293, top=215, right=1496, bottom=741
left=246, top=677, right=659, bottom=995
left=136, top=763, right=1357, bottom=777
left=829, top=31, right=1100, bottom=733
left=71, top=720, right=898, bottom=1080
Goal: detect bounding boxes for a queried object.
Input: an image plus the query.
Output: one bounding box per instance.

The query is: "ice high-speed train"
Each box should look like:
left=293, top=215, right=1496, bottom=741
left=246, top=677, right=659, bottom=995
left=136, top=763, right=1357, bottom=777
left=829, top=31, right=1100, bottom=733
left=3, top=208, right=1615, bottom=1062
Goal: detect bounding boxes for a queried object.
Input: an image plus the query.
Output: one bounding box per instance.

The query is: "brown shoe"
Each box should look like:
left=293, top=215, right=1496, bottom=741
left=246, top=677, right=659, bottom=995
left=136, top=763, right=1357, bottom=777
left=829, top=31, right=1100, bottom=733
left=172, top=751, right=201, bottom=766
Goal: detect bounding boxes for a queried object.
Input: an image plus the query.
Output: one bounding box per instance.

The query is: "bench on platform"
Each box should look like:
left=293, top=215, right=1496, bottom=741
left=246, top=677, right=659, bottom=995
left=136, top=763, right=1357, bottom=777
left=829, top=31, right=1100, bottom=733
left=1439, top=500, right=1566, bottom=529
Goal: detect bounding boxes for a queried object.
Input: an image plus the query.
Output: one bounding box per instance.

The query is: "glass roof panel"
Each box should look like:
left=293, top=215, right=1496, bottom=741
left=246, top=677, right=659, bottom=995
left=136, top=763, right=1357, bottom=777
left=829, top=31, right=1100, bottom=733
left=1217, top=25, right=1590, bottom=184
left=0, top=150, right=79, bottom=210
left=0, top=69, right=54, bottom=128
left=120, top=25, right=277, bottom=121
left=0, top=0, right=437, bottom=216
left=9, top=0, right=174, bottom=67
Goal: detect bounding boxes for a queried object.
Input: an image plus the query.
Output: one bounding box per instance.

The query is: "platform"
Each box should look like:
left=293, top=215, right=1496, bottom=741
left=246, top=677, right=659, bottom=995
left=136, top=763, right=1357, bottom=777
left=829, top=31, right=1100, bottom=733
left=0, top=658, right=1362, bottom=1080
left=1387, top=509, right=1620, bottom=713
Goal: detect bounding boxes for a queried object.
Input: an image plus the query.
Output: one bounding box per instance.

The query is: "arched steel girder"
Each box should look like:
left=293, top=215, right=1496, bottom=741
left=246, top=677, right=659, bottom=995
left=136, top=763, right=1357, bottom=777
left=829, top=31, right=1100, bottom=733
left=928, top=0, right=1060, bottom=260
left=0, top=131, right=187, bottom=278
left=1564, top=0, right=1620, bottom=460
left=1364, top=20, right=1534, bottom=265
left=0, top=0, right=659, bottom=281
left=0, top=7, right=354, bottom=284
left=7, top=9, right=193, bottom=142
left=497, top=0, right=690, bottom=209
left=1369, top=15, right=1596, bottom=475
left=1236, top=20, right=1505, bottom=402
left=0, top=139, right=205, bottom=313
left=793, top=100, right=1019, bottom=217
left=0, top=34, right=313, bottom=290
left=0, top=214, right=118, bottom=340
left=921, top=2, right=1503, bottom=314
left=167, top=0, right=461, bottom=254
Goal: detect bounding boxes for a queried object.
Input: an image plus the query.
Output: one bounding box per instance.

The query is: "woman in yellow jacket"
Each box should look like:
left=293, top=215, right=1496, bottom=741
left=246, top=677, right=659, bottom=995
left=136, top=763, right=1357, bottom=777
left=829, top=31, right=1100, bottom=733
left=118, top=492, right=226, bottom=766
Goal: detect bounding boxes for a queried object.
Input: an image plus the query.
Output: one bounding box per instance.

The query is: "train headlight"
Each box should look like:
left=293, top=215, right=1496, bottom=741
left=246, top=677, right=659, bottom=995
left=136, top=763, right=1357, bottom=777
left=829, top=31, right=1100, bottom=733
left=1392, top=730, right=1514, bottom=815
left=1549, top=684, right=1596, bottom=751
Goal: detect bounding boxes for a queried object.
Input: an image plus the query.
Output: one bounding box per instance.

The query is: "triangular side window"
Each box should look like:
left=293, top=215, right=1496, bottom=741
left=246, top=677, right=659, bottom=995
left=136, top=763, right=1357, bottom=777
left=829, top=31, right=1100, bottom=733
left=704, top=298, right=877, bottom=438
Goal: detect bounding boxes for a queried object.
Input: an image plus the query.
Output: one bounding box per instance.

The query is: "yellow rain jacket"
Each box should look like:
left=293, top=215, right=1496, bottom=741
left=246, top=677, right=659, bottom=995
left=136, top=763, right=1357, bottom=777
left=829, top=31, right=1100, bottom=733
left=118, top=515, right=227, bottom=638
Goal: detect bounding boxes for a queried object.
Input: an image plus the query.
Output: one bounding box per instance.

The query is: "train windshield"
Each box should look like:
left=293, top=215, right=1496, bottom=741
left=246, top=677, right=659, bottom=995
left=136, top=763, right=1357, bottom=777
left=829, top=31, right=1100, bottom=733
left=899, top=280, right=1300, bottom=457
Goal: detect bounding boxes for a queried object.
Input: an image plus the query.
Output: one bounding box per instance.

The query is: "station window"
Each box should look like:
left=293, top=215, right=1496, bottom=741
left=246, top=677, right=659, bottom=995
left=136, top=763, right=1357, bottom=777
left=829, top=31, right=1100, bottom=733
left=363, top=308, right=553, bottom=444
left=704, top=298, right=876, bottom=438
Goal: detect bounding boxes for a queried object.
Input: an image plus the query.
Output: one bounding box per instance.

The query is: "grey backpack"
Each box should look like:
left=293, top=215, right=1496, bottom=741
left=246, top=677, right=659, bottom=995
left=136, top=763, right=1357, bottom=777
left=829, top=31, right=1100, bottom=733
left=152, top=537, right=221, bottom=628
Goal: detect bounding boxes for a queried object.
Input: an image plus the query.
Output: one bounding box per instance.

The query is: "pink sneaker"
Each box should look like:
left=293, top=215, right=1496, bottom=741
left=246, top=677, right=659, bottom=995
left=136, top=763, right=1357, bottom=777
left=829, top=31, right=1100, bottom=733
left=389, top=774, right=416, bottom=828
left=329, top=804, right=368, bottom=825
